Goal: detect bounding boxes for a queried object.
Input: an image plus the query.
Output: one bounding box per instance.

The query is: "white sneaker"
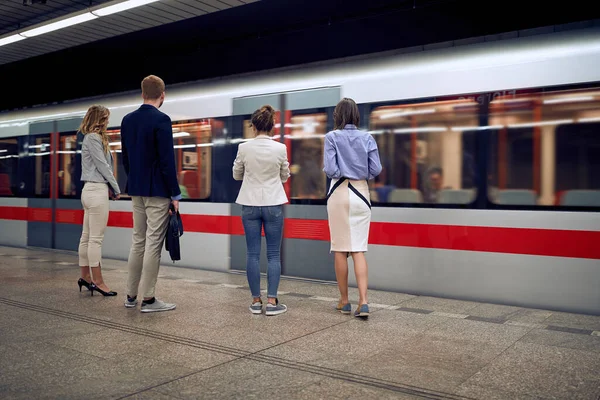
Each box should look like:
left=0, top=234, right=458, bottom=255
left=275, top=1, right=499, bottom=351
left=140, top=299, right=176, bottom=313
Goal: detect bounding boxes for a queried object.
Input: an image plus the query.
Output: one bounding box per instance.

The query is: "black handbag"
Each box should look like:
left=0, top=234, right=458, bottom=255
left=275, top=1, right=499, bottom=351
left=165, top=203, right=183, bottom=262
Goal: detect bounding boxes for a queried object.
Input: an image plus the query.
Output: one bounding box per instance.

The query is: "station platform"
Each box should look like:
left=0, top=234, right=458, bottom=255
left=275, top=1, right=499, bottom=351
left=1, top=245, right=599, bottom=400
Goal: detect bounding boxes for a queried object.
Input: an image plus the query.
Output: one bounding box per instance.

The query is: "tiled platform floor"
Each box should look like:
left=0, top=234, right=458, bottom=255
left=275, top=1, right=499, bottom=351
left=0, top=245, right=599, bottom=399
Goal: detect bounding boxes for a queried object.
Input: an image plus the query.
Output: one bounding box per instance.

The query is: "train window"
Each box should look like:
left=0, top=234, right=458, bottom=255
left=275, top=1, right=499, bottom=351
left=489, top=89, right=600, bottom=206
left=58, top=133, right=77, bottom=198
left=286, top=113, right=328, bottom=199
left=173, top=120, right=215, bottom=200
left=369, top=100, right=478, bottom=204
left=104, top=129, right=128, bottom=197
left=30, top=135, right=51, bottom=198
left=0, top=137, right=19, bottom=196
left=106, top=120, right=215, bottom=200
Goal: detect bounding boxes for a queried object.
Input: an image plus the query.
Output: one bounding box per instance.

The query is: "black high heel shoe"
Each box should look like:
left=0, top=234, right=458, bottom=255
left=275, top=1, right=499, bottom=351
left=77, top=278, right=92, bottom=292
left=90, top=283, right=117, bottom=297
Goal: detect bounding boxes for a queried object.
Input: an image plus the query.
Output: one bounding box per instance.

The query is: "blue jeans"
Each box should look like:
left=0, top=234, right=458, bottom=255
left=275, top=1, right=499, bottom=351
left=241, top=205, right=284, bottom=298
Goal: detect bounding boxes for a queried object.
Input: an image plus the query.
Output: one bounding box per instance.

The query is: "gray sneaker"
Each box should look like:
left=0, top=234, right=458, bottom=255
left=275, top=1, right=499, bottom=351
left=124, top=296, right=138, bottom=309
left=249, top=300, right=263, bottom=315
left=140, top=299, right=176, bottom=313
left=265, top=300, right=287, bottom=316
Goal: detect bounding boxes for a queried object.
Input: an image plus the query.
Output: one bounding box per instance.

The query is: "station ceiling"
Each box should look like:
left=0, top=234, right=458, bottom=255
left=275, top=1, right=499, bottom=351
left=0, top=0, right=257, bottom=65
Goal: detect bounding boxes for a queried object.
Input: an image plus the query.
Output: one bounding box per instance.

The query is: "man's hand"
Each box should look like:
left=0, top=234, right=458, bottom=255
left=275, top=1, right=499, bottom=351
left=170, top=200, right=179, bottom=214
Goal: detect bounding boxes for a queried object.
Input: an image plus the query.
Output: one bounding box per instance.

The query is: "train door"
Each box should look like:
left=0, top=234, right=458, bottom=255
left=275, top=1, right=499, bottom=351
left=229, top=88, right=340, bottom=280
left=230, top=94, right=282, bottom=275
left=281, top=87, right=339, bottom=281
left=27, top=118, right=82, bottom=250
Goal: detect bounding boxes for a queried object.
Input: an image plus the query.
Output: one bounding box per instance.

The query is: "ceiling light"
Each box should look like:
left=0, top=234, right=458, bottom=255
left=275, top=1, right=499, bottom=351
left=20, top=12, right=97, bottom=37
left=578, top=117, right=600, bottom=123
left=451, top=125, right=504, bottom=131
left=380, top=109, right=436, bottom=120
left=507, top=119, right=573, bottom=129
left=0, top=34, right=26, bottom=47
left=393, top=127, right=446, bottom=134
left=173, top=144, right=196, bottom=149
left=92, top=0, right=161, bottom=17
left=172, top=132, right=191, bottom=138
left=543, top=96, right=594, bottom=104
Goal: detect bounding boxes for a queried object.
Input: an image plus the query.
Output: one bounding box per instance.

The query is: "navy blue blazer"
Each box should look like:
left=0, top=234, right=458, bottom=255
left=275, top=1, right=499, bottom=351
left=121, top=104, right=181, bottom=200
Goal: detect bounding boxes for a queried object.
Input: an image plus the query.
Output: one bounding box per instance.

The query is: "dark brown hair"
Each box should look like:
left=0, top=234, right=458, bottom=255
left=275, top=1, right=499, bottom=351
left=79, top=105, right=110, bottom=153
left=141, top=75, right=165, bottom=100
left=251, top=105, right=276, bottom=134
left=333, top=97, right=360, bottom=130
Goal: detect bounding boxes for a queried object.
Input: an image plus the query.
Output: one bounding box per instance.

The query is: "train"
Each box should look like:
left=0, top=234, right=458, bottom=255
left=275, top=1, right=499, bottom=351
left=1, top=26, right=599, bottom=315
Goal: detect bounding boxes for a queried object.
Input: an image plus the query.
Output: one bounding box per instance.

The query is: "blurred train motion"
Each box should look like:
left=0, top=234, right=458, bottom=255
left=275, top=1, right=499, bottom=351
left=1, top=27, right=599, bottom=314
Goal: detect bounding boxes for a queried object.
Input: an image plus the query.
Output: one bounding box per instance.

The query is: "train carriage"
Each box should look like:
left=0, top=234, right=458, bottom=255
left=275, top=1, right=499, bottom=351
left=1, top=27, right=599, bottom=314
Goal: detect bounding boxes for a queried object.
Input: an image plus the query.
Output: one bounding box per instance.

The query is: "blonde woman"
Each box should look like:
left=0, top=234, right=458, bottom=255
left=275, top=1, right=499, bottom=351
left=77, top=105, right=121, bottom=297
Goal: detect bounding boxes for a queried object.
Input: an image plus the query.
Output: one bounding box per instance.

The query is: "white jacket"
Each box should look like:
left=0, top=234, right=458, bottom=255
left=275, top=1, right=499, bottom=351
left=233, top=135, right=290, bottom=206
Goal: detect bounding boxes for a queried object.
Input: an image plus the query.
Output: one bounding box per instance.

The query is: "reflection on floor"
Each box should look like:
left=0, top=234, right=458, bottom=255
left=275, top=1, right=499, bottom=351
left=0, top=246, right=599, bottom=399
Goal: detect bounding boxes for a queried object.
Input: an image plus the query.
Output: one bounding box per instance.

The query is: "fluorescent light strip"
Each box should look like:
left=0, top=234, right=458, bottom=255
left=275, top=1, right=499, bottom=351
left=543, top=96, right=594, bottom=104
left=283, top=134, right=326, bottom=140
left=380, top=109, right=436, bottom=120
left=20, top=12, right=98, bottom=38
left=0, top=149, right=7, bottom=153
left=507, top=119, right=573, bottom=128
left=173, top=144, right=196, bottom=149
left=451, top=125, right=504, bottom=132
left=0, top=1, right=162, bottom=48
left=197, top=143, right=213, bottom=147
left=92, top=0, right=161, bottom=17
left=393, top=127, right=446, bottom=134
left=172, top=132, right=191, bottom=138
left=109, top=142, right=121, bottom=147
left=578, top=117, right=600, bottom=123
left=0, top=34, right=26, bottom=47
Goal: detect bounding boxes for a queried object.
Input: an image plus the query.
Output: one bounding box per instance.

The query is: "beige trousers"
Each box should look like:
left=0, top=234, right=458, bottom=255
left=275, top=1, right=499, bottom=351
left=78, top=182, right=109, bottom=267
left=127, top=196, right=171, bottom=299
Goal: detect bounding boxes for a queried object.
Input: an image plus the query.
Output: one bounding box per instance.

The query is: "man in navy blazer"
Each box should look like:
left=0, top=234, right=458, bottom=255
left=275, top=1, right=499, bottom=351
left=121, top=75, right=181, bottom=313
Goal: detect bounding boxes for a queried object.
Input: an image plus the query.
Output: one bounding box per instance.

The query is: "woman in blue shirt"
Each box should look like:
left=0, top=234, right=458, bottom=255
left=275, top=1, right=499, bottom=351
left=323, top=98, right=382, bottom=318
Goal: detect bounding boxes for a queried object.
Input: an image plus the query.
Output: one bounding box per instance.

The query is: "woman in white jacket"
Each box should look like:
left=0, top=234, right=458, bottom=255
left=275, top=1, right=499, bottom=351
left=233, top=105, right=290, bottom=316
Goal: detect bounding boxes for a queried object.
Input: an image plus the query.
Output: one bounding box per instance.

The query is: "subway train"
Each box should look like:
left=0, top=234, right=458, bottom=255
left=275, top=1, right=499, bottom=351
left=1, top=27, right=599, bottom=315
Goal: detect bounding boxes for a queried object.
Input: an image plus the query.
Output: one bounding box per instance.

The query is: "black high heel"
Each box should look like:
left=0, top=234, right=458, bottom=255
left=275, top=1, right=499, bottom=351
left=90, top=283, right=117, bottom=297
left=78, top=278, right=92, bottom=292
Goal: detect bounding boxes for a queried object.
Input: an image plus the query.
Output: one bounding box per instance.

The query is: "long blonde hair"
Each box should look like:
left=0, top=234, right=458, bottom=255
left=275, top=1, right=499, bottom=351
left=79, top=105, right=110, bottom=153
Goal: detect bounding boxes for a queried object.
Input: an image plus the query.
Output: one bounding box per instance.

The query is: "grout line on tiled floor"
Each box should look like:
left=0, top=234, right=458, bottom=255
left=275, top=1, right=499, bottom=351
left=452, top=323, right=539, bottom=395
left=116, top=359, right=243, bottom=400
left=2, top=247, right=599, bottom=337
left=0, top=296, right=471, bottom=400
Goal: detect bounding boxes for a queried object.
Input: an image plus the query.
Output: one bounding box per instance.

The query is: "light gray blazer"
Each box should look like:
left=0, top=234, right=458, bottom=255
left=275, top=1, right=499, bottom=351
left=233, top=135, right=290, bottom=206
left=80, top=132, right=121, bottom=195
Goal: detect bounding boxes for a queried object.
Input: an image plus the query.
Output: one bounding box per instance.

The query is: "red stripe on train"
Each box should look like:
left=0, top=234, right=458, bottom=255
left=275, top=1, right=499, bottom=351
left=1, top=207, right=598, bottom=259
left=0, top=206, right=52, bottom=222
